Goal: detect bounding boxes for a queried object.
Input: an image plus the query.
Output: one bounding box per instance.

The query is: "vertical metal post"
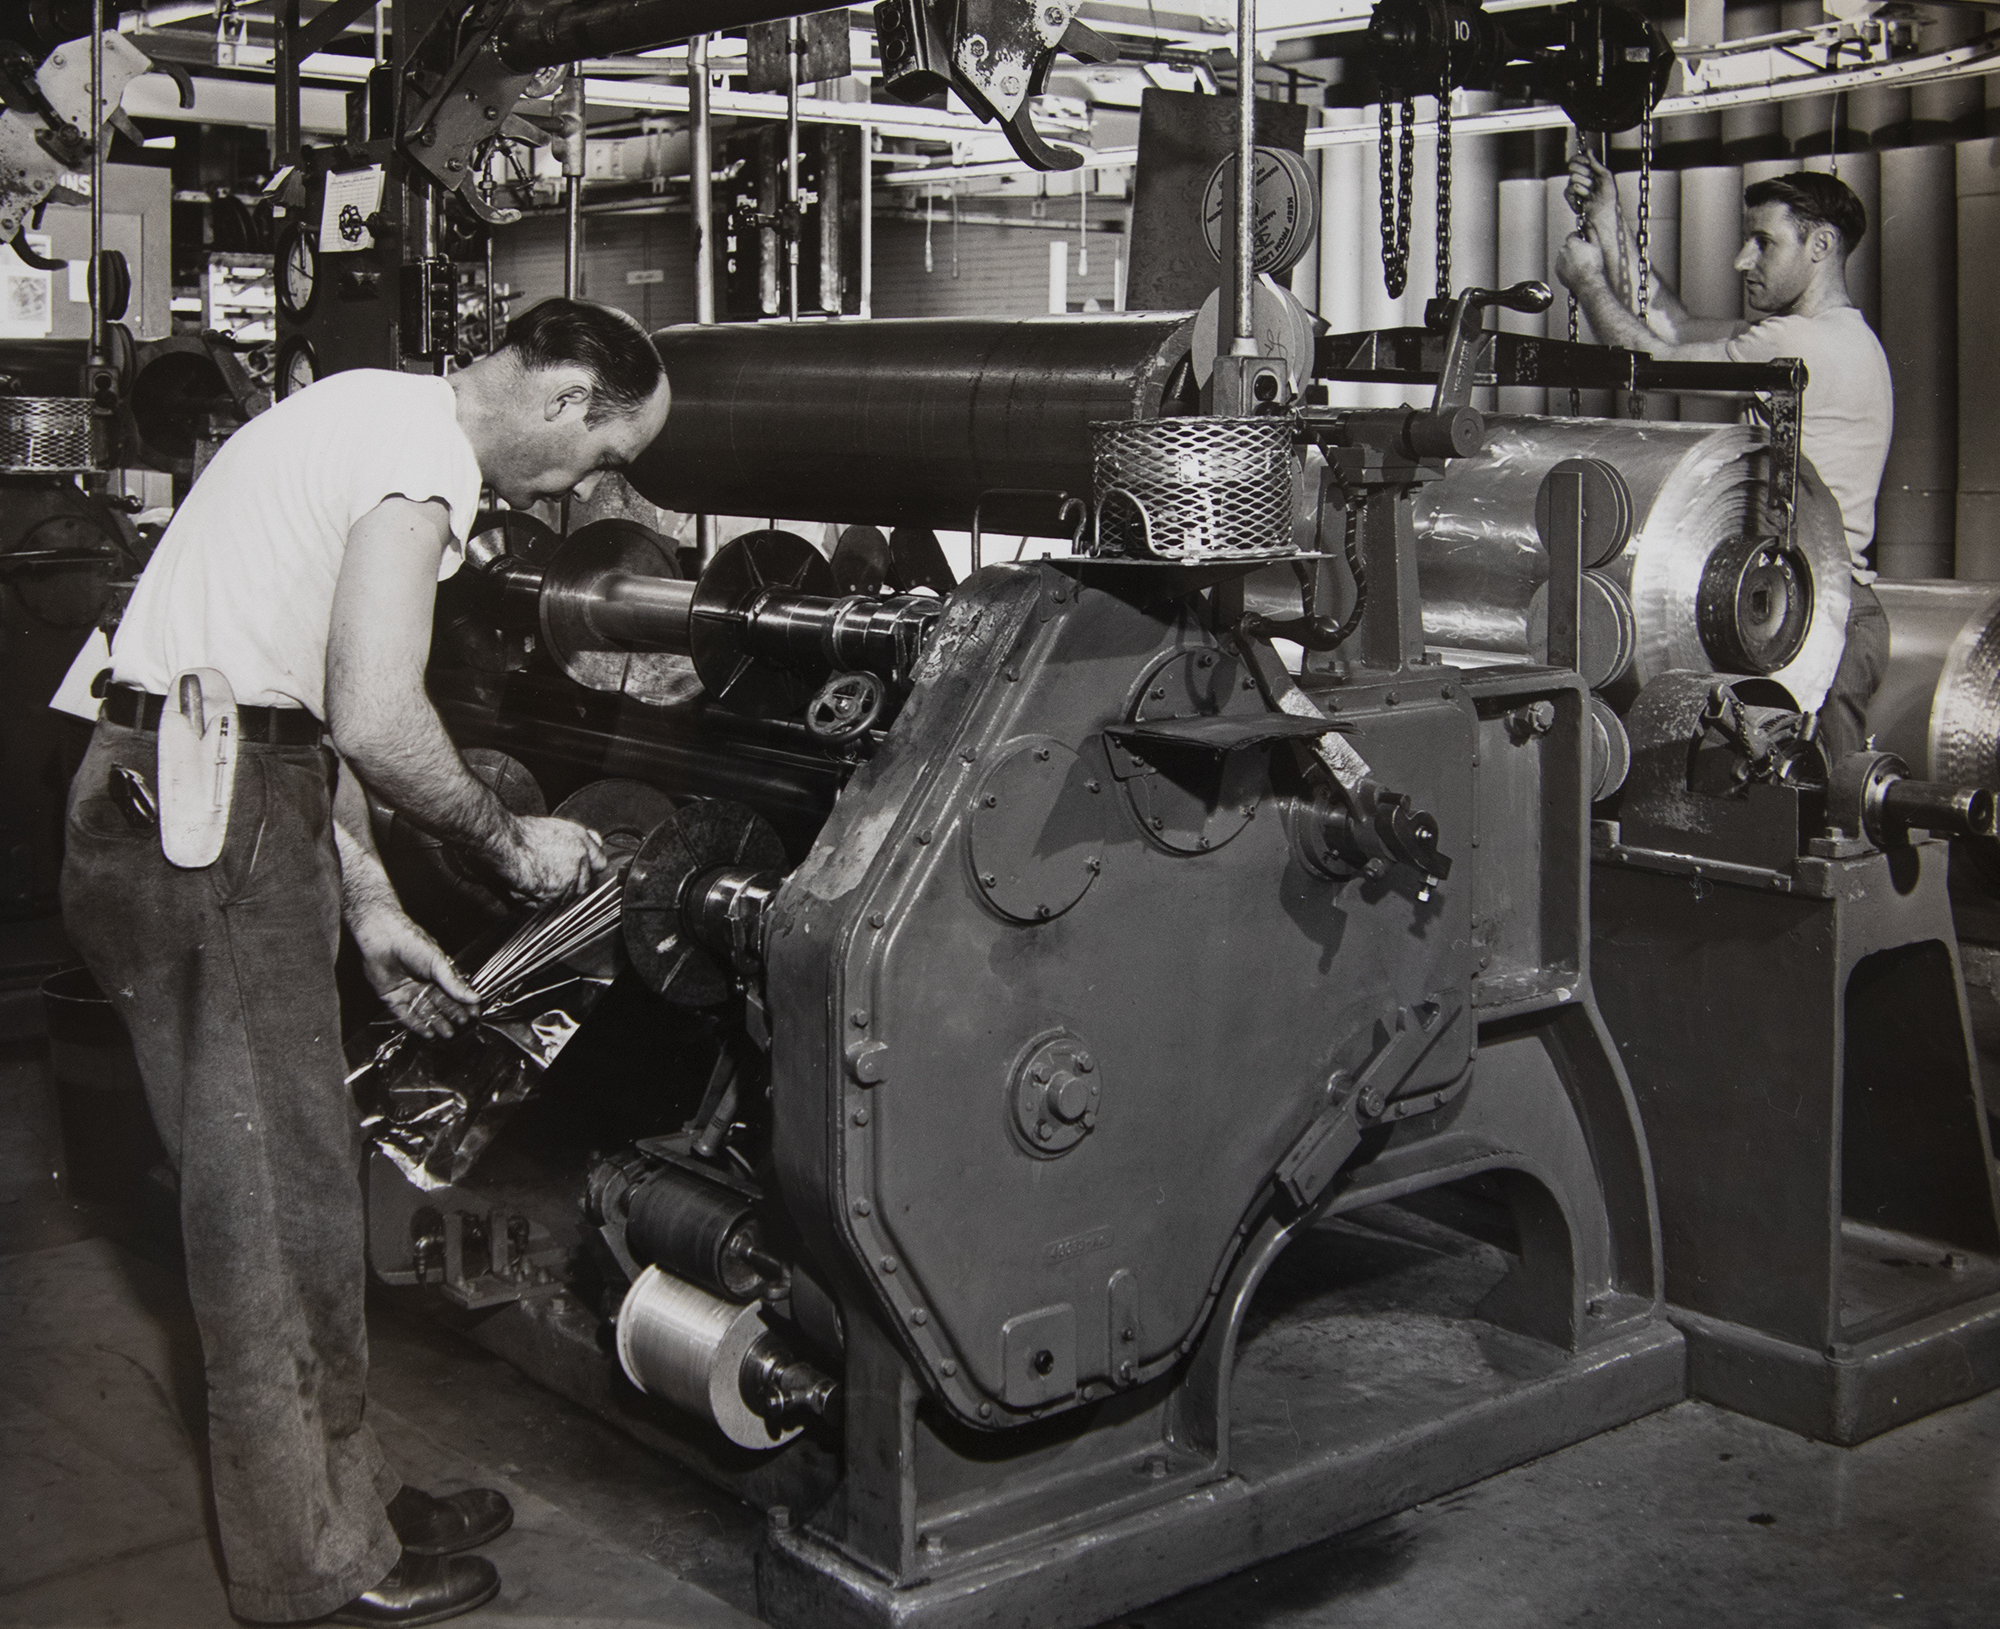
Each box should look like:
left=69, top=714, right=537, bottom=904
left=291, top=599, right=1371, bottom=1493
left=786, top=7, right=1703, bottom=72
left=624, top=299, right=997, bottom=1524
left=785, top=14, right=802, bottom=321
left=275, top=0, right=301, bottom=168
left=88, top=0, right=104, bottom=363
left=691, top=34, right=717, bottom=565
left=374, top=0, right=385, bottom=63
left=858, top=123, right=872, bottom=318
left=690, top=34, right=715, bottom=324
left=561, top=69, right=586, bottom=298
left=1231, top=0, right=1257, bottom=356
left=485, top=231, right=498, bottom=353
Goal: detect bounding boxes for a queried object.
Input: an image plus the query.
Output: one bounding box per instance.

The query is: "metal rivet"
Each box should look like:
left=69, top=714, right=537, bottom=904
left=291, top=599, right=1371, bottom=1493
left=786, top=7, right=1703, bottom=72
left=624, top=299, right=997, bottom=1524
left=853, top=1107, right=870, bottom=1126
left=1036, top=904, right=1052, bottom=919
left=979, top=1403, right=992, bottom=1418
left=1385, top=691, right=1399, bottom=705
left=1197, top=836, right=1211, bottom=850
left=1150, top=817, right=1164, bottom=831
left=961, top=747, right=976, bottom=762
left=854, top=1199, right=872, bottom=1216
left=881, top=1255, right=898, bottom=1273
left=1004, top=667, right=1020, bottom=682
left=1441, top=684, right=1455, bottom=699
left=851, top=1009, right=869, bottom=1027
left=1150, top=687, right=1166, bottom=700
left=1086, top=857, right=1102, bottom=873
left=870, top=911, right=886, bottom=928
left=917, top=829, right=932, bottom=844
left=912, top=1308, right=928, bottom=1325
left=1036, top=746, right=1051, bottom=761
left=1086, top=779, right=1101, bottom=793
left=942, top=1359, right=958, bottom=1376
left=1076, top=1053, right=1093, bottom=1072
left=984, top=793, right=998, bottom=807
left=1038, top=1122, right=1053, bottom=1140
left=1034, top=1065, right=1050, bottom=1083
left=980, top=872, right=997, bottom=887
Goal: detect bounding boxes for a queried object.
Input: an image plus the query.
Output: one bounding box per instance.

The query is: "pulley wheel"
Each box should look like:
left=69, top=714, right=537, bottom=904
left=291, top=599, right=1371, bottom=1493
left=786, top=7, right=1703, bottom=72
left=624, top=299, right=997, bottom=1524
left=688, top=529, right=835, bottom=718
left=540, top=518, right=683, bottom=695
left=831, top=525, right=892, bottom=594
left=1696, top=535, right=1813, bottom=677
left=466, top=507, right=560, bottom=570
left=553, top=778, right=678, bottom=867
left=1534, top=458, right=1633, bottom=570
left=623, top=801, right=787, bottom=1007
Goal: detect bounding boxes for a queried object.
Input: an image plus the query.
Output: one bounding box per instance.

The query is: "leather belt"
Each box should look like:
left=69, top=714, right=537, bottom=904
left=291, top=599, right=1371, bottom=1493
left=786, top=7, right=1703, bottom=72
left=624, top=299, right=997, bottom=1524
left=103, top=683, right=325, bottom=747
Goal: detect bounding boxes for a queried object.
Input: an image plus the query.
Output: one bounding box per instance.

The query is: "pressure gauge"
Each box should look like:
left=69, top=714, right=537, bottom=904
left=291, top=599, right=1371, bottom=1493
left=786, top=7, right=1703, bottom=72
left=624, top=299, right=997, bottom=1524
left=276, top=337, right=317, bottom=399
left=277, top=222, right=317, bottom=319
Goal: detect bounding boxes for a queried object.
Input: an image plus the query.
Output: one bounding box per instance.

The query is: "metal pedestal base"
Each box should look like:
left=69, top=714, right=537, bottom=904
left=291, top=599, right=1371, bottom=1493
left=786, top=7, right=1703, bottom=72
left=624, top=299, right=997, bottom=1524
left=1675, top=1259, right=2000, bottom=1447
left=757, top=1316, right=1684, bottom=1629
left=1595, top=840, right=2000, bottom=1446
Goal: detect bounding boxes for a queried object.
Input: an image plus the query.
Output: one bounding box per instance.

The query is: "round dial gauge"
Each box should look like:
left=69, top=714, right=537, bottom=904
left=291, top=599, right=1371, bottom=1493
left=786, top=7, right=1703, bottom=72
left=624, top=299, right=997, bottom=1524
left=277, top=223, right=317, bottom=319
left=277, top=337, right=317, bottom=399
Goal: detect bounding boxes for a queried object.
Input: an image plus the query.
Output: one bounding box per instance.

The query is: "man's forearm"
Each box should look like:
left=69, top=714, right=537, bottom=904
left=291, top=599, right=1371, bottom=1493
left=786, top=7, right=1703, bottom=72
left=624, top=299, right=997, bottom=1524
left=330, top=686, right=522, bottom=867
left=1570, top=269, right=1665, bottom=354
left=331, top=753, right=400, bottom=925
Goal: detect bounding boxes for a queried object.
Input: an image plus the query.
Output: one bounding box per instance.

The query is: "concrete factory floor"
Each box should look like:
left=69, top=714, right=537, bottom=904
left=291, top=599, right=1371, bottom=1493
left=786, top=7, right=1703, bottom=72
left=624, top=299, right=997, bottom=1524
left=6, top=1032, right=2000, bottom=1629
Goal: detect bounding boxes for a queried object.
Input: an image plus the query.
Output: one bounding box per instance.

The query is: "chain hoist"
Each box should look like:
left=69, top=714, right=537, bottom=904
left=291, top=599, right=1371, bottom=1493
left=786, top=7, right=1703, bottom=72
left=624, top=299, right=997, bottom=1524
left=1378, top=94, right=1416, bottom=299
left=1435, top=45, right=1452, bottom=303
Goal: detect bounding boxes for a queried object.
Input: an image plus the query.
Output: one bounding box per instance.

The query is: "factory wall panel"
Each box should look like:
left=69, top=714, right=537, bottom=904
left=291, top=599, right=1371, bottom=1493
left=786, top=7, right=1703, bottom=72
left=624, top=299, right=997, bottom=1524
left=1957, top=136, right=2000, bottom=579
left=870, top=217, right=1125, bottom=317
left=493, top=212, right=697, bottom=329
left=1878, top=142, right=1958, bottom=578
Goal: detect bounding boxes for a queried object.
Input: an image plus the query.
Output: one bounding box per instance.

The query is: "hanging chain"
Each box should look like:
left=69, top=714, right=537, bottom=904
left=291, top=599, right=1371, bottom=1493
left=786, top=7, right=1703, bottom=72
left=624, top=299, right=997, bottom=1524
left=1627, top=117, right=1654, bottom=418
left=1435, top=44, right=1452, bottom=303
left=1379, top=95, right=1416, bottom=298
left=1566, top=124, right=1587, bottom=414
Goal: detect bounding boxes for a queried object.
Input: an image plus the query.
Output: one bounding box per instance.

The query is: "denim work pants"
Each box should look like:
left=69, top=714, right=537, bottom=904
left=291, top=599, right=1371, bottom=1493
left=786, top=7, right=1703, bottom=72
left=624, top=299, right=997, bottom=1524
left=61, top=719, right=401, bottom=1623
left=1817, top=582, right=1891, bottom=765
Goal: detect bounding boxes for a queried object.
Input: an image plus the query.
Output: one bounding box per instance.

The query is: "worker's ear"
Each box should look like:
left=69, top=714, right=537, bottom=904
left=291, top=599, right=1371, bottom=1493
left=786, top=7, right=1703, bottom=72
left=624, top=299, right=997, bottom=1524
left=1811, top=223, right=1838, bottom=262
left=544, top=380, right=591, bottom=422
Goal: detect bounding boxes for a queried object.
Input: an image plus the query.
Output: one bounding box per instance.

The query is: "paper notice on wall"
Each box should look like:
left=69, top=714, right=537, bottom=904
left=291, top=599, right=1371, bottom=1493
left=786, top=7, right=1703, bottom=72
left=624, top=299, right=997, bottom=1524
left=319, top=166, right=387, bottom=254
left=0, top=234, right=54, bottom=337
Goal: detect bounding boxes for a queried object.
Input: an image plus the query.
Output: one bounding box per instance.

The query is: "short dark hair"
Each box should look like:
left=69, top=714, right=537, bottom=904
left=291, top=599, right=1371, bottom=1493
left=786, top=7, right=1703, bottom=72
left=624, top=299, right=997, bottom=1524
left=1743, top=171, right=1867, bottom=257
left=502, top=298, right=664, bottom=424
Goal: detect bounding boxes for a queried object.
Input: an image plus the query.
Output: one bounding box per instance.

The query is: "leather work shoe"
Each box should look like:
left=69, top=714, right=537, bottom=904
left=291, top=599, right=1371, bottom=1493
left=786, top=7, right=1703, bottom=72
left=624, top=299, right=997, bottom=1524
left=386, top=1485, right=514, bottom=1557
left=328, top=1551, right=500, bottom=1627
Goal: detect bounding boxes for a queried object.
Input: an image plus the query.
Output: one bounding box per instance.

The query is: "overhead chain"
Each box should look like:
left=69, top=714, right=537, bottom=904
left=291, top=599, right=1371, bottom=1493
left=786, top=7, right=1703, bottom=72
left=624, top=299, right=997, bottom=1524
left=1626, top=116, right=1654, bottom=419
left=1566, top=124, right=1587, bottom=414
left=1378, top=94, right=1416, bottom=299
left=1435, top=43, right=1452, bottom=303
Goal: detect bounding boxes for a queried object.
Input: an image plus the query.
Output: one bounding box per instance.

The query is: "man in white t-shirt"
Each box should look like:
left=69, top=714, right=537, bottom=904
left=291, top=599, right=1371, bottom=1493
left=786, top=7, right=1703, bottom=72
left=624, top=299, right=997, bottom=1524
left=60, top=300, right=670, bottom=1627
left=1555, top=161, right=1893, bottom=763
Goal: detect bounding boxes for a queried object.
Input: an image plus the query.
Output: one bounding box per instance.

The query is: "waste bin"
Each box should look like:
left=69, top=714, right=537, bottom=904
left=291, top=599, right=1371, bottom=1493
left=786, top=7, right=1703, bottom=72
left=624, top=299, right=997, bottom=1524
left=40, top=968, right=164, bottom=1203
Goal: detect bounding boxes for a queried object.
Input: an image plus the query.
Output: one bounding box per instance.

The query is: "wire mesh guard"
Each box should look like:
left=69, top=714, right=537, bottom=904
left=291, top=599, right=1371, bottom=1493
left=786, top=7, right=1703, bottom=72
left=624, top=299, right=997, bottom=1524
left=0, top=397, right=103, bottom=473
left=1091, top=417, right=1297, bottom=561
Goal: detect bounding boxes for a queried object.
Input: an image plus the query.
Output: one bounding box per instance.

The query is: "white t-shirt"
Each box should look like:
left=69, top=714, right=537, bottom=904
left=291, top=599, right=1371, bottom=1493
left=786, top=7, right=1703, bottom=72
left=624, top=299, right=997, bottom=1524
left=1682, top=306, right=1893, bottom=580
left=110, top=370, right=483, bottom=716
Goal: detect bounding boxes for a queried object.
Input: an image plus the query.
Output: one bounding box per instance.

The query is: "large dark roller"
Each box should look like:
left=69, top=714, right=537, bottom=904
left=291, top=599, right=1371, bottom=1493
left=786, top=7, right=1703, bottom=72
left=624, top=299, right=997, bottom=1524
left=625, top=315, right=1197, bottom=536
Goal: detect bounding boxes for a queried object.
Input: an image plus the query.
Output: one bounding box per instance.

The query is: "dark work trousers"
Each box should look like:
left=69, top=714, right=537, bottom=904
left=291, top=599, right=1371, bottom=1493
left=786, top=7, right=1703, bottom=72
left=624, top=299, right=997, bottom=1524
left=61, top=719, right=402, bottom=1623
left=1817, top=581, right=1891, bottom=765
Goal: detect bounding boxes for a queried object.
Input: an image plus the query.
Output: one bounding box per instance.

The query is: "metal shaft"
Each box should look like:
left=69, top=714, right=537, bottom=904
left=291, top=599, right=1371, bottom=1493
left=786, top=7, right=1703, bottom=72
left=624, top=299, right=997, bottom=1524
left=1232, top=0, right=1257, bottom=356
left=786, top=14, right=801, bottom=322
left=690, top=32, right=718, bottom=566
left=561, top=70, right=587, bottom=297
left=89, top=0, right=105, bottom=363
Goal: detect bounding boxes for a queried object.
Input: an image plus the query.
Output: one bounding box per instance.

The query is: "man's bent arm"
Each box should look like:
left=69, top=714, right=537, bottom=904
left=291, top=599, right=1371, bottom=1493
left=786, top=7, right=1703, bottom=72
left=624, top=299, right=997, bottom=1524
left=326, top=497, right=523, bottom=854
left=1565, top=254, right=1748, bottom=360
left=326, top=496, right=604, bottom=900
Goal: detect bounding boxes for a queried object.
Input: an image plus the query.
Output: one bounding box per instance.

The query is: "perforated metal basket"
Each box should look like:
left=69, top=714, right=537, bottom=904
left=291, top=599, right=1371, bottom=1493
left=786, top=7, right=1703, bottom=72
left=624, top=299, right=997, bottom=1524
left=0, top=396, right=104, bottom=473
left=1091, top=416, right=1295, bottom=560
